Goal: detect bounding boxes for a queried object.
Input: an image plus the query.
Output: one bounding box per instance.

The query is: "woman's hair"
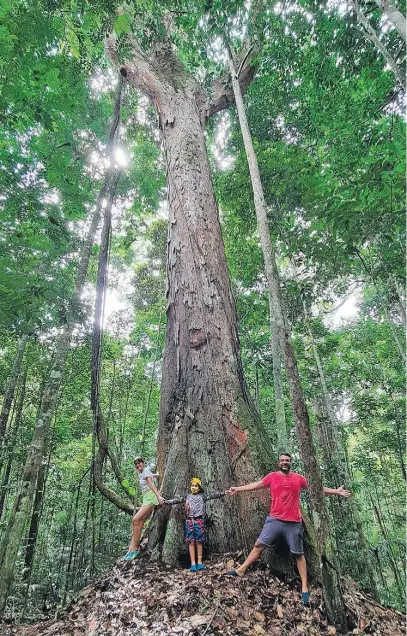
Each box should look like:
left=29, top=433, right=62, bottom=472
left=134, top=457, right=144, bottom=465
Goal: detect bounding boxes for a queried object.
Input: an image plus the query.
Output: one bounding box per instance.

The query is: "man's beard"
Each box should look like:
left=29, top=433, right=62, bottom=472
left=280, top=466, right=291, bottom=473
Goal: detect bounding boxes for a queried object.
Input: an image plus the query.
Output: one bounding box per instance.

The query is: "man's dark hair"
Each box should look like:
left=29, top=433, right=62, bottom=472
left=279, top=452, right=292, bottom=458
left=134, top=457, right=144, bottom=465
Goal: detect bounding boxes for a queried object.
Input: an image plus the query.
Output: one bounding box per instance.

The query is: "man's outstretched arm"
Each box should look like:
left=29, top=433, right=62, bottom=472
left=323, top=484, right=351, bottom=497
left=226, top=480, right=266, bottom=495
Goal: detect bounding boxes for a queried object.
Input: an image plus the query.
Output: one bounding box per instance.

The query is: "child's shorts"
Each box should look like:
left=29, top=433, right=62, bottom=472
left=185, top=517, right=205, bottom=543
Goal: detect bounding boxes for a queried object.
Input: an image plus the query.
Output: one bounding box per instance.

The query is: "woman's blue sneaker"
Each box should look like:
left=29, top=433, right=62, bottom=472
left=122, top=550, right=140, bottom=561
left=190, top=564, right=197, bottom=572
left=301, top=592, right=310, bottom=607
left=197, top=563, right=205, bottom=571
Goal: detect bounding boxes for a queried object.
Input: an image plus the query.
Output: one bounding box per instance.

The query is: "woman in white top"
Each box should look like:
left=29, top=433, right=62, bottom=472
left=122, top=457, right=164, bottom=561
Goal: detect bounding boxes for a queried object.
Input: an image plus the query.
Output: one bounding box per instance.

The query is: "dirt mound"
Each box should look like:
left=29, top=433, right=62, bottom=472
left=1, top=554, right=405, bottom=636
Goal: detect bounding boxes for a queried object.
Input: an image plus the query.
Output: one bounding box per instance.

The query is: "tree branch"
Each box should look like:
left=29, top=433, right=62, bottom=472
left=203, top=49, right=257, bottom=121
left=105, top=32, right=164, bottom=100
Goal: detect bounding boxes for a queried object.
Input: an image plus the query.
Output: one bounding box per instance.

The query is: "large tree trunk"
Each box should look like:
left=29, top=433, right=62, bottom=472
left=0, top=334, right=28, bottom=440
left=149, top=85, right=276, bottom=563
left=106, top=25, right=318, bottom=579
left=0, top=80, right=124, bottom=616
left=227, top=48, right=347, bottom=631
left=374, top=0, right=406, bottom=42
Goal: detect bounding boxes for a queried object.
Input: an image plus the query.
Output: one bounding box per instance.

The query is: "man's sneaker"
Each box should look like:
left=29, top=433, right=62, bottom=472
left=190, top=564, right=197, bottom=572
left=301, top=592, right=310, bottom=607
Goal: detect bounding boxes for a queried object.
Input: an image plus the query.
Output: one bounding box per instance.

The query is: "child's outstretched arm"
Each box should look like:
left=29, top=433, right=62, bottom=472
left=203, top=491, right=226, bottom=502
left=163, top=496, right=186, bottom=505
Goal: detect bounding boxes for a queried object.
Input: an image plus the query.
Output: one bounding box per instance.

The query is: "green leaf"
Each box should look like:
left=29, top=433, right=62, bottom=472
left=114, top=14, right=132, bottom=36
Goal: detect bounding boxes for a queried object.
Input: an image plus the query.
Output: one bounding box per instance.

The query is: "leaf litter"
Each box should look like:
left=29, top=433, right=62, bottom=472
left=0, top=554, right=404, bottom=636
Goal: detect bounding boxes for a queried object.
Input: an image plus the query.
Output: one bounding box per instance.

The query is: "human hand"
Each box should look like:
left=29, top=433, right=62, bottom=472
left=158, top=495, right=165, bottom=505
left=337, top=485, right=351, bottom=498
left=226, top=487, right=238, bottom=496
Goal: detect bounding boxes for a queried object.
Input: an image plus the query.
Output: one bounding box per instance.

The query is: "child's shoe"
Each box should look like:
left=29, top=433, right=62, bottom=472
left=197, top=563, right=205, bottom=571
left=190, top=564, right=197, bottom=572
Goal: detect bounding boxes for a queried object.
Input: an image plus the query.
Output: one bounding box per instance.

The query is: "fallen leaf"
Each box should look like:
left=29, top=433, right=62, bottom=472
left=226, top=606, right=238, bottom=618
left=226, top=559, right=235, bottom=571
left=327, top=627, right=336, bottom=634
left=276, top=603, right=284, bottom=618
left=187, top=614, right=208, bottom=627
left=241, top=604, right=251, bottom=621
left=254, top=611, right=265, bottom=622
left=253, top=624, right=266, bottom=634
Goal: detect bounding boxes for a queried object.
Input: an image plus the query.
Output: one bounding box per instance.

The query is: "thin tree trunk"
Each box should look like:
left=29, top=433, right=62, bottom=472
left=227, top=47, right=347, bottom=630
left=374, top=0, right=406, bottom=42
left=0, top=334, right=28, bottom=440
left=141, top=310, right=163, bottom=456
left=351, top=0, right=406, bottom=88
left=22, top=458, right=47, bottom=580
left=0, top=78, right=125, bottom=617
left=62, top=483, right=81, bottom=606
left=370, top=493, right=405, bottom=602
left=0, top=368, right=27, bottom=522
left=393, top=278, right=406, bottom=327
left=89, top=76, right=134, bottom=511
left=254, top=363, right=260, bottom=413
left=270, top=314, right=288, bottom=449
left=383, top=306, right=406, bottom=363
left=313, top=398, right=380, bottom=600
left=77, top=467, right=91, bottom=576
left=23, top=436, right=54, bottom=580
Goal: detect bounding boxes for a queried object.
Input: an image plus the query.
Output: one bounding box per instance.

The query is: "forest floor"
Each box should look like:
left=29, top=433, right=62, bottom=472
left=0, top=553, right=405, bottom=636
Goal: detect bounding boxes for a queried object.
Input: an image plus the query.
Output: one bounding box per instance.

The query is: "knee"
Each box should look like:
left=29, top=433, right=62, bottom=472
left=132, top=517, right=143, bottom=528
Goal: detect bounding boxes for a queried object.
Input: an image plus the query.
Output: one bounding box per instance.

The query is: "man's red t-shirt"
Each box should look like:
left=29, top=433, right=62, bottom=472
left=262, top=471, right=308, bottom=522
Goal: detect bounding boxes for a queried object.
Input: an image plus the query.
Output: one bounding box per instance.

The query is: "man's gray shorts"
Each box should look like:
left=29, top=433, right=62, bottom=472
left=257, top=516, right=304, bottom=554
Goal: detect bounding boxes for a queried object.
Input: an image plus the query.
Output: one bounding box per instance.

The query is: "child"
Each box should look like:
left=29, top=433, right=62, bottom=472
left=185, top=478, right=205, bottom=571
left=164, top=479, right=225, bottom=572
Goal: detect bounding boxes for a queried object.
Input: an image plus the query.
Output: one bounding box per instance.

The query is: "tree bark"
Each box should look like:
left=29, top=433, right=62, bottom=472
left=0, top=78, right=124, bottom=617
left=374, top=0, right=406, bottom=42
left=227, top=47, right=347, bottom=631
left=351, top=0, right=406, bottom=88
left=0, top=334, right=28, bottom=440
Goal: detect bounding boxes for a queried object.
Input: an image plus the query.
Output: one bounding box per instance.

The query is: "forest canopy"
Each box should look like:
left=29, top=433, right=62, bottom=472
left=0, top=0, right=405, bottom=627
